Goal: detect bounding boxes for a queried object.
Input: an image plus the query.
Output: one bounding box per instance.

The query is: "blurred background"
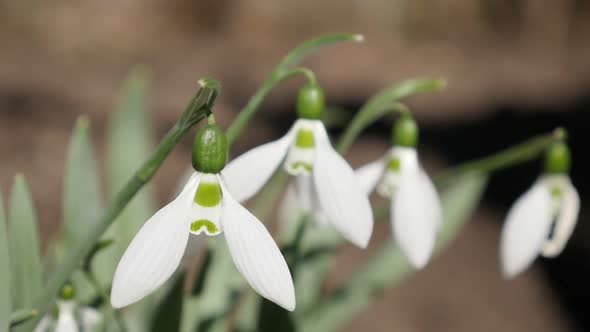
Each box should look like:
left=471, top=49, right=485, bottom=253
left=1, top=0, right=589, bottom=331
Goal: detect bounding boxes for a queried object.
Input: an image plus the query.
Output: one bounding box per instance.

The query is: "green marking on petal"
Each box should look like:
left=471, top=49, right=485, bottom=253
left=194, top=181, right=222, bottom=207
left=551, top=186, right=562, bottom=199
left=191, top=219, right=219, bottom=234
left=388, top=157, right=400, bottom=171
left=291, top=161, right=313, bottom=172
left=295, top=129, right=315, bottom=148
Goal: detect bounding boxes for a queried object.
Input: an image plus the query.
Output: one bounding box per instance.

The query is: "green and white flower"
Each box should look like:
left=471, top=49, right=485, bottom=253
left=111, top=117, right=295, bottom=311
left=355, top=115, right=441, bottom=269
left=35, top=284, right=101, bottom=332
left=223, top=84, right=373, bottom=248
left=500, top=142, right=579, bottom=278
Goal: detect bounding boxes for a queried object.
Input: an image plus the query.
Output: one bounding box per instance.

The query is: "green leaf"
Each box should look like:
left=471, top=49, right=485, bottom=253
left=57, top=116, right=104, bottom=304
left=0, top=192, right=10, bottom=332
left=299, top=172, right=488, bottom=332
left=9, top=308, right=38, bottom=328
left=8, top=175, right=43, bottom=311
left=62, top=116, right=103, bottom=248
left=336, top=78, right=445, bottom=153
left=150, top=272, right=185, bottom=332
left=93, top=67, right=156, bottom=287
left=276, top=34, right=363, bottom=75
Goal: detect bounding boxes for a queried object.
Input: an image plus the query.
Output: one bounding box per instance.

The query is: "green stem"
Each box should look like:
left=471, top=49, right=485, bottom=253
left=433, top=127, right=567, bottom=183
left=225, top=67, right=315, bottom=146
left=84, top=271, right=127, bottom=332
left=9, top=309, right=38, bottom=328
left=27, top=79, right=219, bottom=328
left=336, top=78, right=445, bottom=154
left=225, top=33, right=362, bottom=146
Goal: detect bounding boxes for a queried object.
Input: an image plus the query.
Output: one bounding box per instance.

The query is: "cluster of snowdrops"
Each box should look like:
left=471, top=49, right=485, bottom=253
left=0, top=34, right=579, bottom=332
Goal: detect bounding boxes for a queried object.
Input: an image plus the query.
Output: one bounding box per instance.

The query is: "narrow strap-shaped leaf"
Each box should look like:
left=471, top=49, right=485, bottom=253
left=8, top=175, right=43, bottom=311
left=59, top=116, right=104, bottom=304
left=93, top=67, right=156, bottom=288
left=63, top=116, right=103, bottom=247
left=0, top=192, right=10, bottom=332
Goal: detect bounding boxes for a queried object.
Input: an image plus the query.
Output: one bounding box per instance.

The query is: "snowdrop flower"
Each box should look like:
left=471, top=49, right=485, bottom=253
left=501, top=141, right=579, bottom=278
left=111, top=116, right=295, bottom=311
left=35, top=283, right=102, bottom=332
left=224, top=84, right=373, bottom=248
left=356, top=114, right=441, bottom=268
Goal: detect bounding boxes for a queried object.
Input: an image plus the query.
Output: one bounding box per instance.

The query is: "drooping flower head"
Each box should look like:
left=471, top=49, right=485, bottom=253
left=35, top=282, right=102, bottom=332
left=111, top=115, right=295, bottom=311
left=500, top=141, right=580, bottom=278
left=223, top=83, right=373, bottom=248
left=356, top=113, right=442, bottom=269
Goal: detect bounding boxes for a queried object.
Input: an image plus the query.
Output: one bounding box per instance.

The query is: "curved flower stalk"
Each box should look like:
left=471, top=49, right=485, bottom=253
left=111, top=115, right=295, bottom=311
left=223, top=83, right=373, bottom=248
left=500, top=141, right=580, bottom=278
left=34, top=283, right=101, bottom=332
left=356, top=113, right=442, bottom=269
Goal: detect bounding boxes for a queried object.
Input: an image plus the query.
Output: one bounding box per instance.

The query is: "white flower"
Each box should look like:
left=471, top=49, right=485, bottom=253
left=34, top=300, right=101, bottom=332
left=500, top=174, right=580, bottom=278
left=111, top=172, right=295, bottom=311
left=356, top=146, right=442, bottom=269
left=223, top=118, right=373, bottom=248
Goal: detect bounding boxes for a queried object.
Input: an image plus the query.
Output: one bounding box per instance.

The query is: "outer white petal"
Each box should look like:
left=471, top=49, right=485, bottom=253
left=34, top=315, right=53, bottom=332
left=542, top=181, right=580, bottom=257
left=222, top=127, right=296, bottom=203
left=110, top=174, right=199, bottom=308
left=80, top=307, right=102, bottom=331
left=55, top=301, right=78, bottom=332
left=219, top=177, right=295, bottom=311
left=312, top=123, right=373, bottom=248
left=392, top=169, right=442, bottom=269
left=355, top=158, right=387, bottom=195
left=500, top=181, right=553, bottom=278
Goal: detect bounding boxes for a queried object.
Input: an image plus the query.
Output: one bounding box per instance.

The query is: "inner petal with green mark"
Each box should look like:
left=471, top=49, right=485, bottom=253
left=190, top=173, right=223, bottom=236
left=284, top=128, right=316, bottom=176
left=377, top=157, right=401, bottom=198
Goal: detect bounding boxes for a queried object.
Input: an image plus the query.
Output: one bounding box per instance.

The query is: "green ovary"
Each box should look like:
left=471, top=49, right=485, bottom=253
left=388, top=157, right=400, bottom=171
left=191, top=219, right=219, bottom=234
left=295, top=129, right=315, bottom=148
left=194, top=181, right=222, bottom=207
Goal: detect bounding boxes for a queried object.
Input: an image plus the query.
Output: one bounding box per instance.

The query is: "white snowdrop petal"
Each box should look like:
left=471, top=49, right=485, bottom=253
left=542, top=181, right=580, bottom=257
left=223, top=129, right=295, bottom=203
left=219, top=178, right=296, bottom=311
left=55, top=301, right=78, bottom=332
left=500, top=182, right=553, bottom=278
left=355, top=158, right=387, bottom=195
left=80, top=307, right=102, bottom=331
left=392, top=169, right=441, bottom=269
left=312, top=123, right=373, bottom=248
left=110, top=174, right=199, bottom=308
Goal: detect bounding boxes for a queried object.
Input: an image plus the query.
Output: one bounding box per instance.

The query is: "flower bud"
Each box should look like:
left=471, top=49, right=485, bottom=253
left=544, top=141, right=571, bottom=174
left=297, top=84, right=324, bottom=119
left=192, top=116, right=228, bottom=173
left=392, top=115, right=418, bottom=147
